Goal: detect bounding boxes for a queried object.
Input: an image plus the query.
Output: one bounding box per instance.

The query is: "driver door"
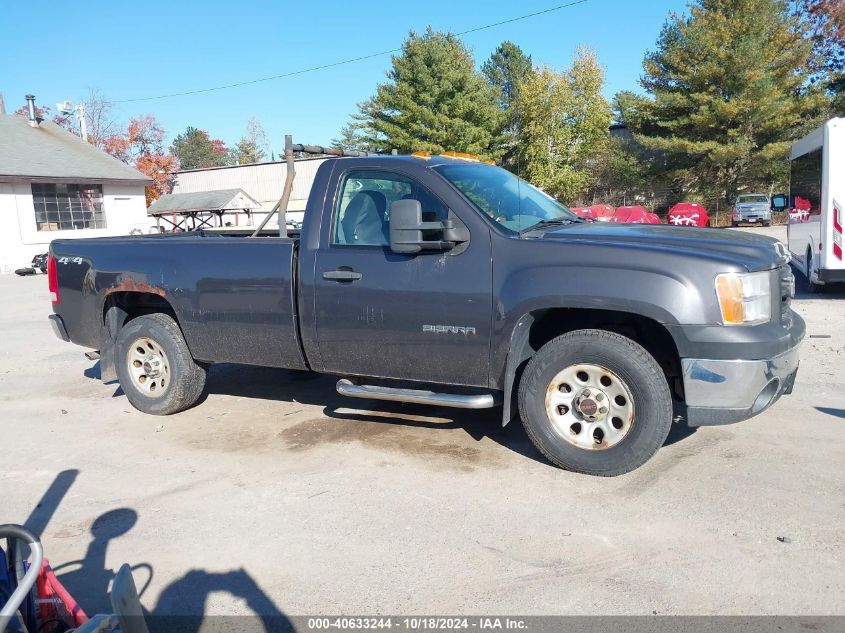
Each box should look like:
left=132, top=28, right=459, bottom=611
left=312, top=168, right=492, bottom=387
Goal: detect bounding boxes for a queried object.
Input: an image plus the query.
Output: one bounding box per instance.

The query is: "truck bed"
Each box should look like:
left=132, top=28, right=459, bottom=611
left=50, top=233, right=308, bottom=371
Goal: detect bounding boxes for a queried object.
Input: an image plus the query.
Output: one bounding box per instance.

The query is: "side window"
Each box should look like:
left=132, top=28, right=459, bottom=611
left=331, top=170, right=449, bottom=246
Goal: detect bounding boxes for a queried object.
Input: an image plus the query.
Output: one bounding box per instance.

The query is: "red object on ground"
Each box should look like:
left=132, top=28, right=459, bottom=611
left=589, top=204, right=615, bottom=222
left=610, top=207, right=632, bottom=223
left=611, top=206, right=658, bottom=224
left=36, top=559, right=88, bottom=632
left=667, top=202, right=710, bottom=227
left=569, top=207, right=595, bottom=221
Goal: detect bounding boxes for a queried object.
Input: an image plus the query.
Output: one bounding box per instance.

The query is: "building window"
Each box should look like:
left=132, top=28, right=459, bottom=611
left=32, top=183, right=106, bottom=231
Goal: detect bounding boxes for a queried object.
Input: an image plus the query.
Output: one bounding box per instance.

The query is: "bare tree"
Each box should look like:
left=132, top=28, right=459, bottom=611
left=231, top=117, right=271, bottom=164
left=82, top=88, right=119, bottom=150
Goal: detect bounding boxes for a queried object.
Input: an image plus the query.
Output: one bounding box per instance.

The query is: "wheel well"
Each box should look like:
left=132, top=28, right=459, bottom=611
left=523, top=308, right=683, bottom=401
left=103, top=291, right=179, bottom=331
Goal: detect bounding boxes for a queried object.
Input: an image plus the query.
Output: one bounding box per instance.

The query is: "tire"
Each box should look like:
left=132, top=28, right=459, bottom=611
left=731, top=221, right=738, bottom=227
left=805, top=248, right=823, bottom=294
left=115, top=313, right=207, bottom=415
left=763, top=221, right=772, bottom=227
left=518, top=329, right=673, bottom=476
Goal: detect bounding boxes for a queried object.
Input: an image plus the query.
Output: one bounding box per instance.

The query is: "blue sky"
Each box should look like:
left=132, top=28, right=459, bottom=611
left=2, top=0, right=687, bottom=154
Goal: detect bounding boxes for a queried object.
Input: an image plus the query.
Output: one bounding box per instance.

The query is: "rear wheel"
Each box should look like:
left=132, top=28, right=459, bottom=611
left=116, top=313, right=207, bottom=415
left=805, top=247, right=823, bottom=294
left=518, top=329, right=673, bottom=476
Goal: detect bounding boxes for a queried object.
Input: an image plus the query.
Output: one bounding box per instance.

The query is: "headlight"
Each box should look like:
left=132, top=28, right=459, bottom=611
left=715, top=271, right=772, bottom=325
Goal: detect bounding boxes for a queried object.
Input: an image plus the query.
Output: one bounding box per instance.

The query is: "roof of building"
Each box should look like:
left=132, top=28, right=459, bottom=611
left=0, top=114, right=152, bottom=183
left=146, top=188, right=261, bottom=216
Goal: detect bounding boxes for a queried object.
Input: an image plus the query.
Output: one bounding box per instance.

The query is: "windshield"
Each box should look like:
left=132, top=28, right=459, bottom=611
left=432, top=162, right=577, bottom=233
left=737, top=195, right=768, bottom=204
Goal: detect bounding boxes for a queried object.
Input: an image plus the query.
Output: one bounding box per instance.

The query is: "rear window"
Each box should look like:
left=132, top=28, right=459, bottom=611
left=737, top=195, right=768, bottom=204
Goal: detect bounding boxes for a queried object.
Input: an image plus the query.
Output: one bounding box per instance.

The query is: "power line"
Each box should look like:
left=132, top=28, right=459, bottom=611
left=112, top=0, right=591, bottom=104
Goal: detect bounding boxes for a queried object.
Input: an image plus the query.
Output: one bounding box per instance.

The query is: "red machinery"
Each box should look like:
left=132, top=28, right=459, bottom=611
left=568, top=207, right=596, bottom=221
left=611, top=206, right=661, bottom=224
left=667, top=202, right=710, bottom=227
left=588, top=204, right=615, bottom=222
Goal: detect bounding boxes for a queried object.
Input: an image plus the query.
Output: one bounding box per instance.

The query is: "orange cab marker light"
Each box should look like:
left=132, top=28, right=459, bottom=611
left=442, top=151, right=482, bottom=161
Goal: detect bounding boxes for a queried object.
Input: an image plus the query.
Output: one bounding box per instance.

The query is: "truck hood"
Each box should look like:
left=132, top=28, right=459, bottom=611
left=530, top=222, right=785, bottom=271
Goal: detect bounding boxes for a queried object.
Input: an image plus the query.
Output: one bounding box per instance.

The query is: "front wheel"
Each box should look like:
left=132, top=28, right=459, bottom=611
left=116, top=313, right=207, bottom=415
left=518, top=330, right=673, bottom=476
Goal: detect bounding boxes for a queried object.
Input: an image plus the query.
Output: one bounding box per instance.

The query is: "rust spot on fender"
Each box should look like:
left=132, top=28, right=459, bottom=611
left=105, top=276, right=167, bottom=298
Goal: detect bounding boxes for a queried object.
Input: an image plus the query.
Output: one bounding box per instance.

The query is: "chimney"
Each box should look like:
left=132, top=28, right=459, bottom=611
left=25, top=94, right=39, bottom=127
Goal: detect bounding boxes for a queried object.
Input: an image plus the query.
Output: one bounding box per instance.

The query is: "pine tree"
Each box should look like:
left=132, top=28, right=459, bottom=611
left=628, top=0, right=828, bottom=202
left=354, top=28, right=504, bottom=158
left=795, top=0, right=845, bottom=115
left=170, top=127, right=230, bottom=170
left=483, top=41, right=532, bottom=167
left=483, top=41, right=533, bottom=111
left=514, top=47, right=611, bottom=202
left=332, top=100, right=378, bottom=152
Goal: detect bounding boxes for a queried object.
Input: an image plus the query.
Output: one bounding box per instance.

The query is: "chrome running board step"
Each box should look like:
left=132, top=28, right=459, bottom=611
left=336, top=379, right=501, bottom=409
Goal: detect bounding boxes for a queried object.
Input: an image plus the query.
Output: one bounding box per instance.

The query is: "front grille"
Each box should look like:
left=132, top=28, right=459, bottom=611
left=778, top=263, right=794, bottom=326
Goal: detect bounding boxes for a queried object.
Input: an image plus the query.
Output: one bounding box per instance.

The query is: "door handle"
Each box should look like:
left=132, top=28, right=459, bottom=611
left=322, top=269, right=363, bottom=282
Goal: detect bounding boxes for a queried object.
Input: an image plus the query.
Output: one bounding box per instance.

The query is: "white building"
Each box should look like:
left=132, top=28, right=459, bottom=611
left=0, top=107, right=152, bottom=273
left=173, top=157, right=328, bottom=227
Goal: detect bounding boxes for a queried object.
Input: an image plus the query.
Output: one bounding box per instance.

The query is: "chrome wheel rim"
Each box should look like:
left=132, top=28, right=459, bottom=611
left=545, top=363, right=635, bottom=450
left=126, top=337, right=170, bottom=398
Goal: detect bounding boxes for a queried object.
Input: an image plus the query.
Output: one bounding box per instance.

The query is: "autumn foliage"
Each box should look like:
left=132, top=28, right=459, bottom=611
left=102, top=115, right=176, bottom=202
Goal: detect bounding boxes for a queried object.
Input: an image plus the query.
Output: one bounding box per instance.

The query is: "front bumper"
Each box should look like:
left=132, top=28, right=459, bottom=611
left=682, top=344, right=800, bottom=426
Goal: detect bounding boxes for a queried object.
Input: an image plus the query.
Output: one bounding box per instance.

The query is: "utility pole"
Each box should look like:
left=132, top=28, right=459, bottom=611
left=58, top=99, right=88, bottom=142
left=76, top=102, right=88, bottom=142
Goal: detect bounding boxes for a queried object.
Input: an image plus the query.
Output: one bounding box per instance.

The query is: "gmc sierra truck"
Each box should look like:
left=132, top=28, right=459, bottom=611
left=47, top=154, right=803, bottom=476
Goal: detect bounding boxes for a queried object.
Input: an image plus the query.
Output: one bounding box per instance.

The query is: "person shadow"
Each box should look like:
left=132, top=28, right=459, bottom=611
left=151, top=569, right=292, bottom=632
left=19, top=471, right=291, bottom=631
left=53, top=508, right=292, bottom=632
left=52, top=508, right=151, bottom=616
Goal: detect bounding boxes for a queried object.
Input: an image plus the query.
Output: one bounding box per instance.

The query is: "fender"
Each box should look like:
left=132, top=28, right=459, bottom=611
left=501, top=313, right=536, bottom=426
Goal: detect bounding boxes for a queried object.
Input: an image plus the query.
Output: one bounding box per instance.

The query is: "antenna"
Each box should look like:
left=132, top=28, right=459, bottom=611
left=515, top=102, right=522, bottom=230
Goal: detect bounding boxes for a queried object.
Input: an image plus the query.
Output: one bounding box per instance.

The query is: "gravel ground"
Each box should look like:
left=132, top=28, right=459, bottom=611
left=1, top=224, right=843, bottom=619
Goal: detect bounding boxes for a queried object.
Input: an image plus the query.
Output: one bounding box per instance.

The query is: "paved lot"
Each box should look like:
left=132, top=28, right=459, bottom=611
left=1, top=226, right=844, bottom=618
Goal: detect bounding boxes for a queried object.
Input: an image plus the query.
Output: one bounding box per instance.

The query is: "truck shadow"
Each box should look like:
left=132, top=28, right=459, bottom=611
left=88, top=363, right=698, bottom=464
left=204, top=363, right=553, bottom=466
left=200, top=364, right=698, bottom=465
left=793, top=275, right=845, bottom=300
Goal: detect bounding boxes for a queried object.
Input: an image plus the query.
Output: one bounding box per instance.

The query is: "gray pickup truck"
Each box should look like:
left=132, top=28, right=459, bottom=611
left=732, top=194, right=773, bottom=226
left=47, top=154, right=803, bottom=475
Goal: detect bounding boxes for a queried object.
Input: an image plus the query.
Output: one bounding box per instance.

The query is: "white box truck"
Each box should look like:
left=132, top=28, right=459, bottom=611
left=788, top=118, right=845, bottom=292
